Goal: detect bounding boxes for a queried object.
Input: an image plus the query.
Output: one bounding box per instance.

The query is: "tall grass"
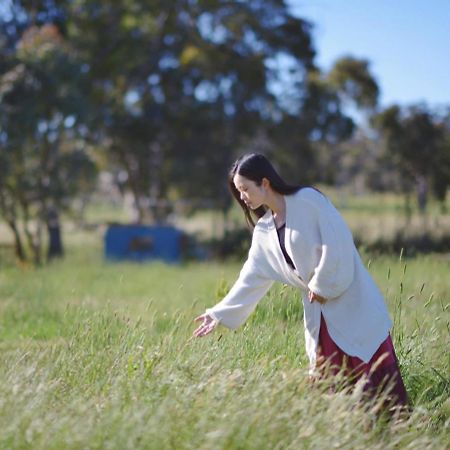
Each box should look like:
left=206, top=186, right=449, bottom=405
left=0, top=242, right=448, bottom=449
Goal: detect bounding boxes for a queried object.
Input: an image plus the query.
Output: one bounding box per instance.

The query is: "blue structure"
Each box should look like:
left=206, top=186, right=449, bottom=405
left=104, top=224, right=183, bottom=263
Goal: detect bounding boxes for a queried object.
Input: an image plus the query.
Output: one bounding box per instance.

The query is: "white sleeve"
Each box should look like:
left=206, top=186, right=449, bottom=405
left=306, top=197, right=355, bottom=300
left=206, top=251, right=273, bottom=330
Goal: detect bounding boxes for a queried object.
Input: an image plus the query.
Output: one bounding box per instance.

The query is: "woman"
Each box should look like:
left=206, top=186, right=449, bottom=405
left=193, top=153, right=408, bottom=408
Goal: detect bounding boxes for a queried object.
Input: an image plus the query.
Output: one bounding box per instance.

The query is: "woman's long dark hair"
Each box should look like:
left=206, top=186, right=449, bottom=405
left=228, top=153, right=308, bottom=229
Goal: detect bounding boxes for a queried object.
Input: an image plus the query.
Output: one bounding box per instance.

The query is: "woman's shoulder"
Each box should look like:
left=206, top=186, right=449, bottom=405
left=289, top=187, right=327, bottom=207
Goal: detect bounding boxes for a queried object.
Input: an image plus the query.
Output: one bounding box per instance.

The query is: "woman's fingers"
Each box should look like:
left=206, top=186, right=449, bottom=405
left=195, top=326, right=212, bottom=337
left=193, top=324, right=212, bottom=337
left=204, top=323, right=217, bottom=336
left=193, top=318, right=208, bottom=336
left=194, top=314, right=206, bottom=322
left=193, top=326, right=203, bottom=337
left=193, top=324, right=203, bottom=336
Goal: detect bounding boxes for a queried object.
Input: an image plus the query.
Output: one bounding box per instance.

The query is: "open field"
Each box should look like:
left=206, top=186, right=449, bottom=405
left=0, top=189, right=449, bottom=260
left=85, top=188, right=450, bottom=254
left=0, top=234, right=448, bottom=449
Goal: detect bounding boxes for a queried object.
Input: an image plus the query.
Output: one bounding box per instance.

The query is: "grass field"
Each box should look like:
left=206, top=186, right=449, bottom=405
left=0, top=233, right=449, bottom=449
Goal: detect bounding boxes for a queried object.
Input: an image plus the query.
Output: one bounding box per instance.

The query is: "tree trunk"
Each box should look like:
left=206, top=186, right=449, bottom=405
left=148, top=142, right=164, bottom=223
left=116, top=145, right=149, bottom=223
left=130, top=184, right=146, bottom=223
left=46, top=207, right=64, bottom=261
left=416, top=175, right=428, bottom=214
left=20, top=198, right=42, bottom=266
left=404, top=192, right=412, bottom=224
left=0, top=188, right=27, bottom=261
left=8, top=220, right=26, bottom=262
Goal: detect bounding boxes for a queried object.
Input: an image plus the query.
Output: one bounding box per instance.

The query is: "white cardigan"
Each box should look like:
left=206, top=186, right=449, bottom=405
left=206, top=188, right=392, bottom=370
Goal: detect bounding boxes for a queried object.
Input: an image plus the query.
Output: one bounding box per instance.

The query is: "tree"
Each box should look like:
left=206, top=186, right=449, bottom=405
left=372, top=104, right=449, bottom=215
left=303, top=56, right=380, bottom=187
left=0, top=20, right=97, bottom=264
left=327, top=56, right=379, bottom=111
left=55, top=0, right=319, bottom=221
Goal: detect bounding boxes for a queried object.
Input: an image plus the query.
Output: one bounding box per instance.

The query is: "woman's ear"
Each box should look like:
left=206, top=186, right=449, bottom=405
left=261, top=177, right=270, bottom=190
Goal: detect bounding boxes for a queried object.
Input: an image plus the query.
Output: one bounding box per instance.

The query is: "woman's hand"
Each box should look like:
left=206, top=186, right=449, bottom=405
left=193, top=313, right=218, bottom=337
left=308, top=290, right=327, bottom=304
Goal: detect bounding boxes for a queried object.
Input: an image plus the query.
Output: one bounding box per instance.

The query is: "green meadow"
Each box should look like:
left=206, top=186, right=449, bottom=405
left=0, top=231, right=449, bottom=449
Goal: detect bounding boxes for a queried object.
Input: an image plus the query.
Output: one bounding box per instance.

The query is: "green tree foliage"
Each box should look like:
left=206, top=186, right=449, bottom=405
left=372, top=105, right=450, bottom=213
left=0, top=20, right=97, bottom=263
left=59, top=0, right=322, bottom=220
left=303, top=57, right=380, bottom=187
left=327, top=56, right=379, bottom=110
left=432, top=110, right=450, bottom=211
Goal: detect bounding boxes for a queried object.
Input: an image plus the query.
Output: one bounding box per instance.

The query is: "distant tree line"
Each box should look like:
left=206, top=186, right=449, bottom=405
left=1, top=0, right=449, bottom=264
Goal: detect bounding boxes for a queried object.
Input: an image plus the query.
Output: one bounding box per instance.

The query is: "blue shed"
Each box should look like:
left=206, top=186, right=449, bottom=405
left=104, top=224, right=183, bottom=263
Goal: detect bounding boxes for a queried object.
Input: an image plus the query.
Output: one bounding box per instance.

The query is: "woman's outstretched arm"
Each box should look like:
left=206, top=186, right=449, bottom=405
left=193, top=256, right=273, bottom=337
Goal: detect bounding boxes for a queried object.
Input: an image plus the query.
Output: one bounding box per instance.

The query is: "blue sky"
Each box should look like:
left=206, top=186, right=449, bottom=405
left=288, top=0, right=450, bottom=108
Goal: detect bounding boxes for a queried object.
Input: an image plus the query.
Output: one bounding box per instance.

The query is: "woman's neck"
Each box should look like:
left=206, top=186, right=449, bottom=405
left=267, top=192, right=286, bottom=226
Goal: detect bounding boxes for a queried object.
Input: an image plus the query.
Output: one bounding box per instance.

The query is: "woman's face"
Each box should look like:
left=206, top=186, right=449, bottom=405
left=233, top=173, right=267, bottom=210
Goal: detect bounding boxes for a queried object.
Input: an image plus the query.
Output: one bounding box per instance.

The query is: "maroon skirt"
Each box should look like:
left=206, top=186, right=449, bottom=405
left=317, top=314, right=408, bottom=408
